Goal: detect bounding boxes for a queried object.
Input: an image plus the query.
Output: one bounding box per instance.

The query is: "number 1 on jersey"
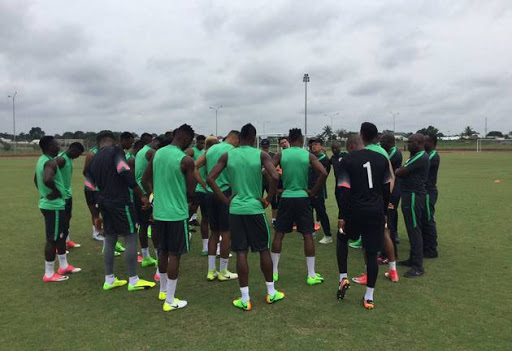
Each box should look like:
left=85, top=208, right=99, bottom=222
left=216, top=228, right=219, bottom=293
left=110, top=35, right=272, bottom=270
left=363, top=161, right=373, bottom=189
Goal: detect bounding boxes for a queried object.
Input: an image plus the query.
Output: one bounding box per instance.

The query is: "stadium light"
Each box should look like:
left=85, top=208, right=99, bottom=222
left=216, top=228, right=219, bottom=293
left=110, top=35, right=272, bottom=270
left=209, top=105, right=222, bottom=136
left=390, top=111, right=399, bottom=133
left=7, top=91, right=18, bottom=153
left=303, top=74, right=310, bottom=146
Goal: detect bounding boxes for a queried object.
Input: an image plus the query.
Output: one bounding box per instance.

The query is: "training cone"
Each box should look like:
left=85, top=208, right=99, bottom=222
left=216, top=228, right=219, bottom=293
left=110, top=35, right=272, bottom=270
left=494, top=179, right=501, bottom=183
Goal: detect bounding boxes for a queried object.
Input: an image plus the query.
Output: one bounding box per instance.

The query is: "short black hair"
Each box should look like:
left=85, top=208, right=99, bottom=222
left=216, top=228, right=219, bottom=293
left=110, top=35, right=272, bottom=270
left=177, top=124, right=195, bottom=139
left=140, top=133, right=152, bottom=144
left=227, top=130, right=240, bottom=138
left=133, top=140, right=144, bottom=151
left=196, top=135, right=206, bottom=142
left=360, top=122, right=378, bottom=142
left=278, top=136, right=288, bottom=143
left=428, top=134, right=438, bottom=145
left=97, top=131, right=116, bottom=143
left=69, top=142, right=84, bottom=153
left=240, top=123, right=256, bottom=140
left=312, top=137, right=323, bottom=145
left=120, top=132, right=134, bottom=140
left=380, top=133, right=395, bottom=146
left=289, top=128, right=303, bottom=142
left=39, top=136, right=55, bottom=152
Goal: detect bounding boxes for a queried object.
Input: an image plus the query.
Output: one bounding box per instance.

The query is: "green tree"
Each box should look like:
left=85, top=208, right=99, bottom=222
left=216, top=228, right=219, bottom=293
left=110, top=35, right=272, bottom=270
left=321, top=125, right=334, bottom=140
left=463, top=126, right=476, bottom=136
left=417, top=125, right=441, bottom=137
left=486, top=131, right=503, bottom=138
left=28, top=127, right=45, bottom=140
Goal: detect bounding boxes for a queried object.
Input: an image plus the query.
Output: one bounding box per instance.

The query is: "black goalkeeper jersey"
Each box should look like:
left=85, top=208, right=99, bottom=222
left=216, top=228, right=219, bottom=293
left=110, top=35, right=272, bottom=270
left=85, top=146, right=136, bottom=206
left=337, top=148, right=391, bottom=217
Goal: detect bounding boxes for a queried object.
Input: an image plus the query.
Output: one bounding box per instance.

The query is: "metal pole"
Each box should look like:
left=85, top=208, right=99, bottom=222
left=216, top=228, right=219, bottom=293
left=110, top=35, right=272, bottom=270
left=215, top=109, right=218, bottom=136
left=305, top=81, right=308, bottom=139
left=8, top=92, right=17, bottom=153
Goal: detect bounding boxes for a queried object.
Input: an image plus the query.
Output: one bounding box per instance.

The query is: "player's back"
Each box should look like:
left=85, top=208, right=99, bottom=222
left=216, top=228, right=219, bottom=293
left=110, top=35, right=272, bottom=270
left=280, top=146, right=310, bottom=198
left=340, top=149, right=390, bottom=215
left=135, top=144, right=152, bottom=185
left=206, top=142, right=234, bottom=191
left=227, top=146, right=264, bottom=215
left=152, top=145, right=188, bottom=221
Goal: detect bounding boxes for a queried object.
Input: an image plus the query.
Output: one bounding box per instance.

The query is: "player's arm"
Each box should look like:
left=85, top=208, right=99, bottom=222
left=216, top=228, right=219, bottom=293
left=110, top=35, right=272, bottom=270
left=141, top=158, right=154, bottom=196
left=307, top=153, right=328, bottom=197
left=55, top=155, right=66, bottom=169
left=206, top=153, right=230, bottom=206
left=82, top=153, right=93, bottom=176
left=115, top=148, right=149, bottom=208
left=261, top=152, right=278, bottom=208
left=185, top=148, right=194, bottom=158
left=181, top=156, right=197, bottom=199
left=127, top=156, right=135, bottom=172
left=272, top=152, right=282, bottom=167
left=43, top=159, right=61, bottom=200
left=194, top=153, right=208, bottom=191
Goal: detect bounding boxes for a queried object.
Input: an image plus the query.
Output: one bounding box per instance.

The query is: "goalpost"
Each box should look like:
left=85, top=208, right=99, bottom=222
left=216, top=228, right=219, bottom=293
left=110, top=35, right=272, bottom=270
left=476, top=139, right=512, bottom=152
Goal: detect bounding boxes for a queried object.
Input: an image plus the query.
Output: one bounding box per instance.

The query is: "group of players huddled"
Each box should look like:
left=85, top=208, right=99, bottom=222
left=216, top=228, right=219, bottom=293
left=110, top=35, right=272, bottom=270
left=34, top=121, right=439, bottom=311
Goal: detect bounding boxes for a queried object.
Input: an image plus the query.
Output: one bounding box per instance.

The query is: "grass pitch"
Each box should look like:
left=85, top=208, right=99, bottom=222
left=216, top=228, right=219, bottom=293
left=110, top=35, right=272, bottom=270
left=1, top=152, right=511, bottom=350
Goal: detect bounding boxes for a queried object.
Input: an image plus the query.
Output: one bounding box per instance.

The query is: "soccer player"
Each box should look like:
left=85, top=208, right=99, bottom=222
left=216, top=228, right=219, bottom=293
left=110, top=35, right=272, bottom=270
left=187, top=135, right=206, bottom=227
left=83, top=138, right=103, bottom=241
left=380, top=133, right=403, bottom=251
left=142, top=124, right=196, bottom=311
left=261, top=138, right=279, bottom=225
left=423, top=134, right=440, bottom=258
left=336, top=123, right=393, bottom=309
left=35, top=136, right=81, bottom=282
left=331, top=140, right=348, bottom=238
left=271, top=128, right=327, bottom=285
left=308, top=138, right=332, bottom=244
left=396, top=134, right=430, bottom=278
left=140, top=132, right=153, bottom=145
left=85, top=131, right=155, bottom=291
left=195, top=131, right=239, bottom=281
left=278, top=136, right=290, bottom=150
left=194, top=136, right=219, bottom=255
left=207, top=124, right=284, bottom=311
left=55, top=142, right=85, bottom=249
left=134, top=137, right=163, bottom=269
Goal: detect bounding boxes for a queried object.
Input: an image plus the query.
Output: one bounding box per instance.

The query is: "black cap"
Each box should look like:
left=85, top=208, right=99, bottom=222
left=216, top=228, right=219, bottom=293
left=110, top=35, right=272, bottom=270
left=261, top=139, right=270, bottom=147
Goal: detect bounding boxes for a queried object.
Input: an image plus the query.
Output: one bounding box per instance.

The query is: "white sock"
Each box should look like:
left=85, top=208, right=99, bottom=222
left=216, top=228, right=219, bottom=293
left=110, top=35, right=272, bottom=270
left=306, top=256, right=316, bottom=278
left=105, top=274, right=115, bottom=285
left=190, top=213, right=197, bottom=221
left=208, top=255, right=217, bottom=271
left=365, top=287, right=374, bottom=301
left=265, top=281, right=276, bottom=296
left=66, top=235, right=70, bottom=243
left=159, top=273, right=168, bottom=293
left=58, top=254, right=69, bottom=269
left=270, top=252, right=280, bottom=274
left=240, top=286, right=250, bottom=303
left=129, top=275, right=139, bottom=286
left=340, top=273, right=348, bottom=281
left=141, top=248, right=150, bottom=259
left=202, top=239, right=208, bottom=251
left=219, top=258, right=229, bottom=272
left=166, top=278, right=177, bottom=304
left=216, top=243, right=221, bottom=255
left=45, top=261, right=55, bottom=278
left=389, top=261, right=396, bottom=270
left=92, top=225, right=98, bottom=235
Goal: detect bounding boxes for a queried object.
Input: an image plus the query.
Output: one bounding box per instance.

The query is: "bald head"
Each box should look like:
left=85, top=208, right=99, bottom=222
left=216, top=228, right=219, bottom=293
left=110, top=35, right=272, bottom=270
left=347, top=135, right=364, bottom=152
left=407, top=133, right=425, bottom=154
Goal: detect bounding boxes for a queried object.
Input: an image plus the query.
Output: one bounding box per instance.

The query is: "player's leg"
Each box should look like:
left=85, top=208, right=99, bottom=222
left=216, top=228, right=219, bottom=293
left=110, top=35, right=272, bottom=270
left=101, top=205, right=126, bottom=290
left=136, top=197, right=156, bottom=267
left=364, top=249, right=378, bottom=309
left=64, top=198, right=80, bottom=248
left=230, top=214, right=252, bottom=310
left=298, top=198, right=323, bottom=285
left=188, top=193, right=200, bottom=227
left=361, top=216, right=384, bottom=309
left=316, top=193, right=333, bottom=244
left=383, top=222, right=399, bottom=282
left=85, top=189, right=103, bottom=241
left=42, top=209, right=69, bottom=282
left=423, top=190, right=438, bottom=258
left=54, top=208, right=81, bottom=276
left=163, top=220, right=188, bottom=311
left=199, top=193, right=210, bottom=255
left=400, top=193, right=425, bottom=278
left=155, top=221, right=169, bottom=300
left=217, top=190, right=237, bottom=281
left=336, top=227, right=350, bottom=299
left=270, top=198, right=293, bottom=281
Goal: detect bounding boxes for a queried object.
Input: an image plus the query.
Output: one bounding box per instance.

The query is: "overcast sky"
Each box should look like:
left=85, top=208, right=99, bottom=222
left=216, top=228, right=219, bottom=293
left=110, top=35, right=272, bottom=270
left=1, top=0, right=511, bottom=137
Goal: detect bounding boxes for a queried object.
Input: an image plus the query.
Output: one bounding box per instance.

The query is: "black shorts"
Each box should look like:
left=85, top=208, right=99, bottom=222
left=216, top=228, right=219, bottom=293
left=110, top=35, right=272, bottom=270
left=99, top=203, right=137, bottom=236
left=134, top=196, right=152, bottom=226
left=155, top=219, right=189, bottom=256
left=196, top=192, right=212, bottom=220
left=209, top=189, right=231, bottom=231
left=63, top=198, right=73, bottom=235
left=41, top=209, right=66, bottom=242
left=344, top=213, right=385, bottom=254
left=84, top=189, right=97, bottom=206
left=230, top=214, right=271, bottom=252
left=275, top=197, right=314, bottom=235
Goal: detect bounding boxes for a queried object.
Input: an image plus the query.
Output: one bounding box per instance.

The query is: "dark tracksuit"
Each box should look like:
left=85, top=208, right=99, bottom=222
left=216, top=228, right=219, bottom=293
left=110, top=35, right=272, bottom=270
left=388, top=147, right=403, bottom=249
left=331, top=151, right=348, bottom=220
left=423, top=150, right=440, bottom=256
left=398, top=151, right=430, bottom=271
left=308, top=152, right=331, bottom=236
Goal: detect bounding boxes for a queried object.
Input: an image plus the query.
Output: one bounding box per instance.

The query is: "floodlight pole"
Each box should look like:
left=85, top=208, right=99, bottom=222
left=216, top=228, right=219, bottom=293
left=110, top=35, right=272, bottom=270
left=209, top=105, right=222, bottom=136
left=303, top=73, right=310, bottom=146
left=390, top=111, right=399, bottom=133
left=8, top=91, right=17, bottom=153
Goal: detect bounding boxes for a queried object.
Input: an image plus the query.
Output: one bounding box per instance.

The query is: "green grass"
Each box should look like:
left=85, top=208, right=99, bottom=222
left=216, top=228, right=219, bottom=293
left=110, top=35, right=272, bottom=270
left=1, top=153, right=511, bottom=350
